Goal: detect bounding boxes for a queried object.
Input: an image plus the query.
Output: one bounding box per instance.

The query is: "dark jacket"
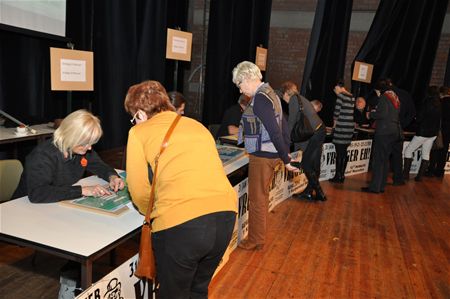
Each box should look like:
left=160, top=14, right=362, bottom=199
left=441, top=95, right=450, bottom=140
left=288, top=94, right=323, bottom=135
left=415, top=96, right=442, bottom=137
left=216, top=104, right=242, bottom=138
left=13, top=139, right=117, bottom=203
left=392, top=86, right=416, bottom=129
left=369, top=90, right=401, bottom=136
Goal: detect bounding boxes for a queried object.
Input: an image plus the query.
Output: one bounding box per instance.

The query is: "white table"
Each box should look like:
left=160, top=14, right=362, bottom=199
left=0, top=123, right=55, bottom=145
left=0, top=175, right=144, bottom=289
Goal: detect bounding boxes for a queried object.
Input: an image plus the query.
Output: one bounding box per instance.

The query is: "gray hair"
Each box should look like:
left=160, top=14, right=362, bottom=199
left=232, top=61, right=262, bottom=85
left=53, top=109, right=102, bottom=157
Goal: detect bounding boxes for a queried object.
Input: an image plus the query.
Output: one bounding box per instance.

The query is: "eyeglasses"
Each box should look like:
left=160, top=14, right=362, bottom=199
left=130, top=111, right=139, bottom=125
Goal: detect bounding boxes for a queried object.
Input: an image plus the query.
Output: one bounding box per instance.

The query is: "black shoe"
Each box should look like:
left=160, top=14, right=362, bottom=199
left=392, top=180, right=405, bottom=186
left=329, top=176, right=344, bottom=183
left=424, top=171, right=434, bottom=177
left=316, top=192, right=327, bottom=201
left=293, top=191, right=314, bottom=200
left=361, top=187, right=379, bottom=194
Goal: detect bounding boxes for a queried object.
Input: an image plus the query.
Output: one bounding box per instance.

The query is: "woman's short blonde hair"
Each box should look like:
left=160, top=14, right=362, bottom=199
left=124, top=80, right=175, bottom=118
left=53, top=109, right=102, bottom=156
left=232, top=61, right=262, bottom=85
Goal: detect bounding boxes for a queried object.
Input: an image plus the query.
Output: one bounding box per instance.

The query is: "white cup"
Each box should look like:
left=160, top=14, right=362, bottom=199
left=16, top=126, right=27, bottom=134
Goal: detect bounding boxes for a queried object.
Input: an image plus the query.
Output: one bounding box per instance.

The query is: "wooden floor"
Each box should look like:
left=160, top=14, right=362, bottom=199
left=1, top=173, right=449, bottom=299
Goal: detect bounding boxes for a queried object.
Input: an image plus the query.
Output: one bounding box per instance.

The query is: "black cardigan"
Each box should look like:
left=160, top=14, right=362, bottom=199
left=13, top=139, right=117, bottom=203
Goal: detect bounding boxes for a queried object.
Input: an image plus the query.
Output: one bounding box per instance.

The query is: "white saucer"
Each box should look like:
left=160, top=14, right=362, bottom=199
left=14, top=131, right=28, bottom=137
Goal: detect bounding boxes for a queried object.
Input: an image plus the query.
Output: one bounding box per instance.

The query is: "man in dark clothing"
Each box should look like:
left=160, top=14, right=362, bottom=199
left=427, top=86, right=450, bottom=177
left=386, top=79, right=416, bottom=185
left=362, top=81, right=402, bottom=193
left=216, top=94, right=250, bottom=138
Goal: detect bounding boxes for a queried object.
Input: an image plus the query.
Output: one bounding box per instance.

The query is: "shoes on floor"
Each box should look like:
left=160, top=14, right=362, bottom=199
left=238, top=240, right=264, bottom=251
left=293, top=191, right=314, bottom=201
left=329, top=177, right=344, bottom=183
left=361, top=187, right=379, bottom=194
left=392, top=180, right=405, bottom=186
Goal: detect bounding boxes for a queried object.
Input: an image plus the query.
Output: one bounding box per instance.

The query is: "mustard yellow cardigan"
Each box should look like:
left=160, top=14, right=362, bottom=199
left=126, top=111, right=237, bottom=232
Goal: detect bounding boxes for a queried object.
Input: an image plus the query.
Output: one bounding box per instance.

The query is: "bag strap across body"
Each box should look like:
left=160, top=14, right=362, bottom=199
left=143, top=114, right=182, bottom=227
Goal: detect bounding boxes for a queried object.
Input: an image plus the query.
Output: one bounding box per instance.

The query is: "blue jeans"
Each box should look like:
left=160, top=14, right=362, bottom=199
left=152, top=211, right=236, bottom=299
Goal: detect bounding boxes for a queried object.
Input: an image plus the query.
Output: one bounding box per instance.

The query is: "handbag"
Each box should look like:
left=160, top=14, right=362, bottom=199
left=134, top=114, right=181, bottom=280
left=291, top=95, right=315, bottom=142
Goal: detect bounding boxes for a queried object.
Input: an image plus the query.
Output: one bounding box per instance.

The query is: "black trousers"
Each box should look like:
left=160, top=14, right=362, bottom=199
left=390, top=139, right=405, bottom=183
left=333, top=143, right=350, bottom=178
left=369, top=133, right=398, bottom=192
left=152, top=211, right=236, bottom=299
left=296, top=126, right=326, bottom=176
left=430, top=135, right=450, bottom=176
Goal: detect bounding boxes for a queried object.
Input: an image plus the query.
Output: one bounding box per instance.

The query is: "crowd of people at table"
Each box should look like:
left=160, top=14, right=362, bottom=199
left=7, top=60, right=450, bottom=299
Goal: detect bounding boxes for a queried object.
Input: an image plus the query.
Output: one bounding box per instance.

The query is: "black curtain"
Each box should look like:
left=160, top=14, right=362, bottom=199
left=300, top=0, right=353, bottom=126
left=202, top=0, right=272, bottom=126
left=445, top=47, right=450, bottom=87
left=66, top=0, right=188, bottom=150
left=0, top=25, right=70, bottom=124
left=352, top=0, right=449, bottom=106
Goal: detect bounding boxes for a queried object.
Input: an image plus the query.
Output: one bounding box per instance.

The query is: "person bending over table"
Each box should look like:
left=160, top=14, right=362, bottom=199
left=168, top=90, right=186, bottom=115
left=124, top=80, right=237, bottom=299
left=12, top=109, right=124, bottom=203
left=284, top=81, right=327, bottom=201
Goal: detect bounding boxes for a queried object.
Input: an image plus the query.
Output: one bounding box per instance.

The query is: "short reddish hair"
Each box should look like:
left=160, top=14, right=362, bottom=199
left=124, top=80, right=175, bottom=119
left=280, top=81, right=298, bottom=96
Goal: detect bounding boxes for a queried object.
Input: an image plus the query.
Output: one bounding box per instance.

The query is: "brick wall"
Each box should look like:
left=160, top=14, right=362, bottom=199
left=431, top=34, right=450, bottom=86
left=266, top=28, right=311, bottom=89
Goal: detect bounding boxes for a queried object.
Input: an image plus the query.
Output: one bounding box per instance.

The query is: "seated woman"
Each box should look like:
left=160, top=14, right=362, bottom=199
left=354, top=97, right=370, bottom=127
left=12, top=109, right=124, bottom=203
left=124, top=80, right=237, bottom=298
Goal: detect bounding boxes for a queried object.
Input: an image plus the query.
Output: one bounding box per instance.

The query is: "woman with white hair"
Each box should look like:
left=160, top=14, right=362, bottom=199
left=233, top=61, right=299, bottom=251
left=13, top=109, right=124, bottom=203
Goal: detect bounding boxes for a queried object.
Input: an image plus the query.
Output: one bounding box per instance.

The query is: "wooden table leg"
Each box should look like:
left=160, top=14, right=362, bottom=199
left=80, top=259, right=93, bottom=291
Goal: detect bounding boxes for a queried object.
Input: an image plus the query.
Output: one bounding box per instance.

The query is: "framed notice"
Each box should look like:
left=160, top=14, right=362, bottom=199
left=352, top=61, right=374, bottom=83
left=166, top=28, right=192, bottom=61
left=255, top=46, right=268, bottom=71
left=50, top=47, right=94, bottom=91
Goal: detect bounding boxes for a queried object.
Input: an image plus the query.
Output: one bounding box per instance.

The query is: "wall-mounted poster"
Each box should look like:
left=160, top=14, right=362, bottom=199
left=255, top=46, right=267, bottom=71
left=352, top=61, right=374, bottom=83
left=50, top=47, right=93, bottom=91
left=166, top=28, right=192, bottom=62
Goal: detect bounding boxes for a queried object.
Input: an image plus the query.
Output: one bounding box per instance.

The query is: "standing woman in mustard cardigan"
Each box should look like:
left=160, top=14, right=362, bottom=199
left=124, top=80, right=237, bottom=299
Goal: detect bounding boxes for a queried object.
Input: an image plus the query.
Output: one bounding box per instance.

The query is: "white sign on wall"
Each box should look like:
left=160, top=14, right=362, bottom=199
left=60, top=59, right=86, bottom=82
